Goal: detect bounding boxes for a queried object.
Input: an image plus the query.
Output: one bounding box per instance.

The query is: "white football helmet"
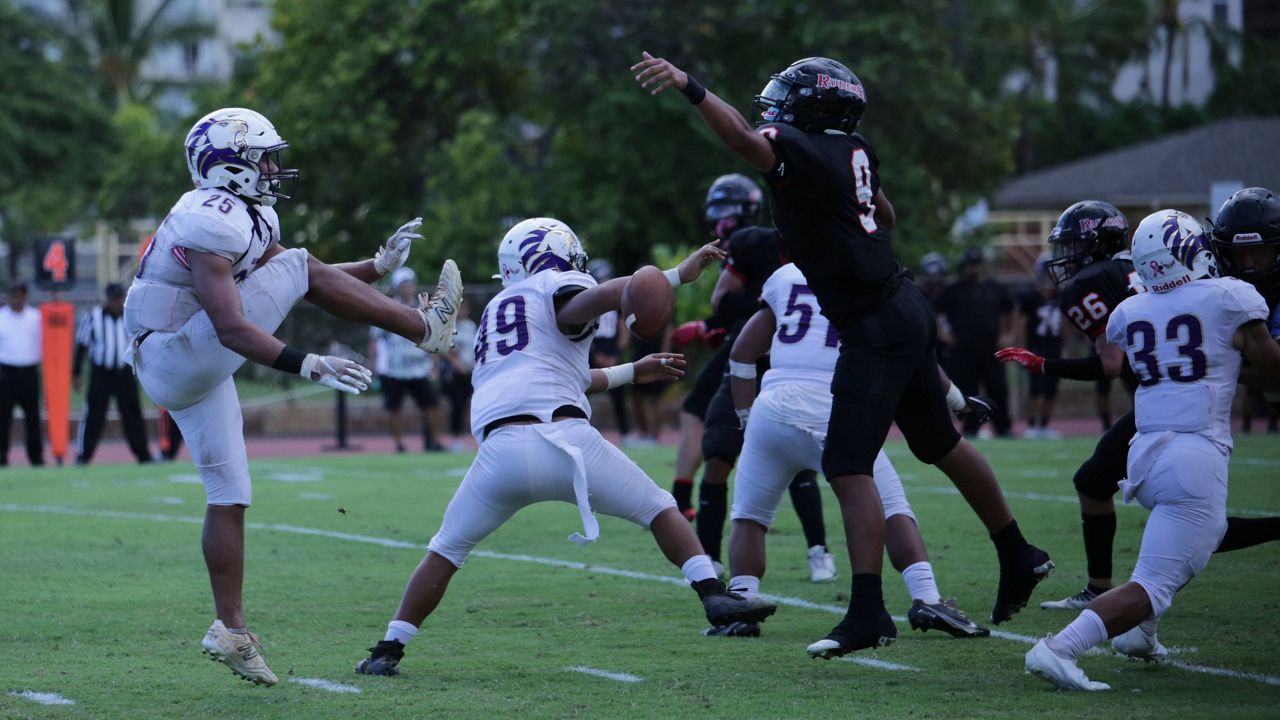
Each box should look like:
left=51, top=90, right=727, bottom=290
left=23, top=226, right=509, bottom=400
left=1132, top=209, right=1218, bottom=293
left=185, top=107, right=299, bottom=206
left=494, top=217, right=587, bottom=286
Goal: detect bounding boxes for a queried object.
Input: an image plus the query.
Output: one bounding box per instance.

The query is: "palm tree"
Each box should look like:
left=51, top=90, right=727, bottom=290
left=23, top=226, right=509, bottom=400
left=66, top=0, right=213, bottom=108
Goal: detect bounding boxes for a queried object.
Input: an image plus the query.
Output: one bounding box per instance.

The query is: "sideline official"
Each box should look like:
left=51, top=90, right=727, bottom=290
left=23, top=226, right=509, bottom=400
left=0, top=280, right=44, bottom=466
left=74, top=283, right=151, bottom=464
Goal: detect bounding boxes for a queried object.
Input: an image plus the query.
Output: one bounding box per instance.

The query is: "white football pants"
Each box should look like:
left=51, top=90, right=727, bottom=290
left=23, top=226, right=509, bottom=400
left=131, top=248, right=311, bottom=506
left=427, top=419, right=676, bottom=567
left=731, top=404, right=914, bottom=529
left=1122, top=430, right=1229, bottom=618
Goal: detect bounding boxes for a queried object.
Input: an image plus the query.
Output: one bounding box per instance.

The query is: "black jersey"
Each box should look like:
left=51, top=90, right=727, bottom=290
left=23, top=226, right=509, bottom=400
left=757, top=122, right=901, bottom=328
left=1058, top=253, right=1137, bottom=340
left=721, top=225, right=784, bottom=314
left=1059, top=253, right=1139, bottom=388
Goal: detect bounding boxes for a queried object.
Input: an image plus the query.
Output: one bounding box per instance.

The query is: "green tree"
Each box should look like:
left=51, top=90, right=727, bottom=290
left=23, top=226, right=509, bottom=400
left=0, top=0, right=108, bottom=277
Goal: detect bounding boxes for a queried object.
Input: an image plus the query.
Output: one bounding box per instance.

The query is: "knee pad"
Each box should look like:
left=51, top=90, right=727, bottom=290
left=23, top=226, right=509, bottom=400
left=702, top=423, right=744, bottom=464
left=904, top=427, right=960, bottom=466
left=633, top=489, right=677, bottom=529
left=200, top=456, right=252, bottom=507
left=426, top=531, right=472, bottom=569
left=1072, top=453, right=1120, bottom=502
left=1131, top=577, right=1174, bottom=619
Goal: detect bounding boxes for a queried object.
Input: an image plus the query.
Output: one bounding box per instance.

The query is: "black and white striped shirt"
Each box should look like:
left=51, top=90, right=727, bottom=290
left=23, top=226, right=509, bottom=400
left=74, top=306, right=130, bottom=371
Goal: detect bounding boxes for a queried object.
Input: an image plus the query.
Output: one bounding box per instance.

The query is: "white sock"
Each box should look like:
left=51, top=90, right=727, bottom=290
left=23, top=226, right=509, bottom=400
left=384, top=620, right=419, bottom=646
left=225, top=627, right=247, bottom=635
left=1046, top=609, right=1108, bottom=659
left=901, top=561, right=941, bottom=604
left=729, top=575, right=761, bottom=598
left=681, top=555, right=717, bottom=583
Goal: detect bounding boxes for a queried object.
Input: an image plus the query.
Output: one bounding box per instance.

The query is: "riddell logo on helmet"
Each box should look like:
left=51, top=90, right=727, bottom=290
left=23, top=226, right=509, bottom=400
left=1148, top=273, right=1193, bottom=292
left=1078, top=216, right=1125, bottom=233
left=815, top=74, right=865, bottom=99
left=1233, top=232, right=1264, bottom=244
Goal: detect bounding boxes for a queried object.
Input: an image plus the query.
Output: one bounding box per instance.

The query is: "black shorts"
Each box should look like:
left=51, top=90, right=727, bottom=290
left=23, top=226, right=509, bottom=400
left=1073, top=409, right=1135, bottom=501
left=823, top=284, right=961, bottom=479
left=701, top=356, right=770, bottom=464
left=681, top=343, right=731, bottom=418
left=1028, top=372, right=1060, bottom=399
left=381, top=376, right=437, bottom=412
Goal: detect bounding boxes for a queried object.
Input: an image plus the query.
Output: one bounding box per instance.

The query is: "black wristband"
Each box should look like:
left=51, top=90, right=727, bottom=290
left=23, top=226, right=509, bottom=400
left=272, top=345, right=307, bottom=375
left=1043, top=355, right=1106, bottom=381
left=681, top=74, right=707, bottom=105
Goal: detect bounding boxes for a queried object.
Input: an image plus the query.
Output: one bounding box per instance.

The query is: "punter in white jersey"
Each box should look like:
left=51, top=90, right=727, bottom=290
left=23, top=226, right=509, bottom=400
left=354, top=218, right=779, bottom=677
left=126, top=107, right=463, bottom=687
left=717, top=263, right=987, bottom=639
left=1026, top=210, right=1280, bottom=691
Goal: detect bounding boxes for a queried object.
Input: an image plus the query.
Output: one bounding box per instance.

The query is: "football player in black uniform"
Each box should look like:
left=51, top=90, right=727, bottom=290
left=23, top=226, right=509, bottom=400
left=998, top=199, right=1280, bottom=608
left=671, top=174, right=832, bottom=585
left=633, top=52, right=1053, bottom=656
left=1209, top=187, right=1280, bottom=553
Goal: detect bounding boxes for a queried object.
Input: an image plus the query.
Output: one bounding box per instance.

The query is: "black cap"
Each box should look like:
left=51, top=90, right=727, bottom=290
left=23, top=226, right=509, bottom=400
left=105, top=283, right=125, bottom=299
left=8, top=280, right=28, bottom=294
left=959, top=247, right=984, bottom=267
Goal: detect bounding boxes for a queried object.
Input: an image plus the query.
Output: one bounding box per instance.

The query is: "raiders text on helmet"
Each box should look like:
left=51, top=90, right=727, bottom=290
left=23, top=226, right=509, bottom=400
left=1211, top=186, right=1280, bottom=300
left=751, top=57, right=867, bottom=134
left=495, top=218, right=588, bottom=286
left=1045, top=200, right=1129, bottom=284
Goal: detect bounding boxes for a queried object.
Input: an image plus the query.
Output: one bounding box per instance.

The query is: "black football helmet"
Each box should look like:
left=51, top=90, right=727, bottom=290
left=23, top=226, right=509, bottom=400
left=750, top=57, right=867, bottom=133
left=704, top=173, right=762, bottom=238
left=1045, top=200, right=1129, bottom=285
left=1211, top=187, right=1280, bottom=300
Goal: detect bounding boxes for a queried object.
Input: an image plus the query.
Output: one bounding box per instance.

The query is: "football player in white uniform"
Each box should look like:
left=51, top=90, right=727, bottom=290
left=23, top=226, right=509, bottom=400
left=355, top=218, right=778, bottom=676
left=126, top=108, right=463, bottom=686
left=718, top=263, right=988, bottom=640
left=1025, top=210, right=1280, bottom=691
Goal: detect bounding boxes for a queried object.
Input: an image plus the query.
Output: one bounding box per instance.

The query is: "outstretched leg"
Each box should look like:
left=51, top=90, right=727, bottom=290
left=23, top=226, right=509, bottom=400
left=304, top=256, right=425, bottom=342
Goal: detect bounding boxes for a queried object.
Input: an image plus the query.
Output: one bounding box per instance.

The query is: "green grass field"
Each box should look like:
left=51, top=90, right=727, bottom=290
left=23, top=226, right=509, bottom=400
left=2, top=436, right=1279, bottom=719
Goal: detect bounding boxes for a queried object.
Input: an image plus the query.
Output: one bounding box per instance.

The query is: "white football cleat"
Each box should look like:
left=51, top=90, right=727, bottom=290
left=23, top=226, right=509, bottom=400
left=418, top=259, right=463, bottom=354
left=1025, top=637, right=1110, bottom=691
left=1112, top=623, right=1168, bottom=663
left=808, top=545, right=837, bottom=583
left=1040, top=586, right=1099, bottom=610
left=201, top=620, right=278, bottom=686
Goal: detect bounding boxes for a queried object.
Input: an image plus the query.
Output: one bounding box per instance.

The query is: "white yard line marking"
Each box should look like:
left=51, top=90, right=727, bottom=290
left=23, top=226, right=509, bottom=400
left=901, top=484, right=1279, bottom=518
left=288, top=677, right=362, bottom=694
left=152, top=496, right=186, bottom=505
left=5, top=503, right=1277, bottom=687
left=839, top=657, right=919, bottom=672
left=298, top=492, right=333, bottom=501
left=566, top=666, right=643, bottom=683
left=9, top=690, right=75, bottom=705
left=168, top=474, right=202, bottom=484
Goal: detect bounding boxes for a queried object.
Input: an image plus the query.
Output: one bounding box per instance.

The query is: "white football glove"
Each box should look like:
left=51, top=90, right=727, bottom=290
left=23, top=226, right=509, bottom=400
left=735, top=407, right=750, bottom=431
left=301, top=354, right=372, bottom=395
left=373, top=217, right=424, bottom=276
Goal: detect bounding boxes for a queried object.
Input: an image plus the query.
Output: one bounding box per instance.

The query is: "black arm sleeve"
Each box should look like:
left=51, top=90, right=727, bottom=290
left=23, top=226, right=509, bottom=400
left=707, top=291, right=761, bottom=328
left=1043, top=355, right=1106, bottom=381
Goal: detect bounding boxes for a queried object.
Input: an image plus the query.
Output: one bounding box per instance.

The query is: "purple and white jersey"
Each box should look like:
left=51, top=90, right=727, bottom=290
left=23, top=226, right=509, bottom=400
left=760, top=263, right=840, bottom=393
left=755, top=263, right=838, bottom=427
left=470, top=270, right=598, bottom=440
left=1106, top=276, right=1268, bottom=450
left=125, top=188, right=279, bottom=334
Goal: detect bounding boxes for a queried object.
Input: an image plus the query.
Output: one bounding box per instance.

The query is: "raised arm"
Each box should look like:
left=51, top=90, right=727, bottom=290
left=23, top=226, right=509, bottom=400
left=632, top=52, right=776, bottom=172
left=556, top=243, right=727, bottom=329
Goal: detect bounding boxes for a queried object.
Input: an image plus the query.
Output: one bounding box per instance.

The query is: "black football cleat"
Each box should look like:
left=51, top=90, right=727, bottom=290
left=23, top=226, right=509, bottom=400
left=907, top=598, right=990, bottom=638
left=354, top=640, right=405, bottom=676
left=991, top=545, right=1055, bottom=625
left=806, top=609, right=897, bottom=659
left=702, top=621, right=761, bottom=638
left=692, top=579, right=778, bottom=626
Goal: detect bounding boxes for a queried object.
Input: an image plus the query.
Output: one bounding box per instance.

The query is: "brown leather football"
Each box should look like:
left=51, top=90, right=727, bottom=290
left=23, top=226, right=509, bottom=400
left=621, top=265, right=675, bottom=341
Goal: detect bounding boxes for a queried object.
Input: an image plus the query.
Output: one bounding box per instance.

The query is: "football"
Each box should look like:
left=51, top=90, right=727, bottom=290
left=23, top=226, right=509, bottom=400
left=621, top=265, right=675, bottom=341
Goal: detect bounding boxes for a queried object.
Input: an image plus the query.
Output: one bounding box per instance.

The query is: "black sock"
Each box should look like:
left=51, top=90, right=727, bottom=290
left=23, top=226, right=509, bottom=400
left=788, top=470, right=826, bottom=549
left=1099, top=412, right=1112, bottom=430
left=1081, top=512, right=1116, bottom=581
left=1216, top=516, right=1280, bottom=553
left=672, top=478, right=694, bottom=513
left=990, top=519, right=1028, bottom=561
left=696, top=483, right=728, bottom=561
left=849, top=573, right=884, bottom=618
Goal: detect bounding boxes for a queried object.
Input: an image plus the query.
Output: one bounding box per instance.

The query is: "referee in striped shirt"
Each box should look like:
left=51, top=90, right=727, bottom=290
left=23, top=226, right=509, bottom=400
left=73, top=283, right=150, bottom=464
